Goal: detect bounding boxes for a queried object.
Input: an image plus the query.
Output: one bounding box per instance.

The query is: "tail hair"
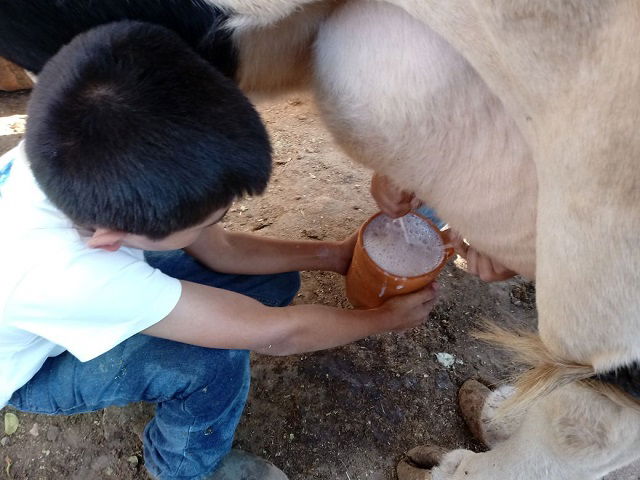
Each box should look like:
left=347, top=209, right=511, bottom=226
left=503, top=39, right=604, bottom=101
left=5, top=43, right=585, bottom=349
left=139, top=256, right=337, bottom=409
left=473, top=322, right=640, bottom=416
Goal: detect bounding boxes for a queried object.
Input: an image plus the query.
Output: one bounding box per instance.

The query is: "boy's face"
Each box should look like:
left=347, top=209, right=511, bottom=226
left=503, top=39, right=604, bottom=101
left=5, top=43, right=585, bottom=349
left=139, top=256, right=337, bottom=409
left=87, top=205, right=231, bottom=252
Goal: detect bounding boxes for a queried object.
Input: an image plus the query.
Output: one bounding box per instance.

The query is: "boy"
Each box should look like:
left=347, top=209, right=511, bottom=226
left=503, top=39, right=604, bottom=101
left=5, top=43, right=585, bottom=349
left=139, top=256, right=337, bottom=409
left=0, top=22, right=438, bottom=480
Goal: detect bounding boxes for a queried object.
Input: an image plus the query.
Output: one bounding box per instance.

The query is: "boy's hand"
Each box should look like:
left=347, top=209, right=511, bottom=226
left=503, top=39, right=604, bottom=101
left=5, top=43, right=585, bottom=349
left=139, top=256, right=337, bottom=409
left=442, top=229, right=516, bottom=282
left=370, top=172, right=421, bottom=218
left=329, top=231, right=358, bottom=275
left=373, top=284, right=439, bottom=331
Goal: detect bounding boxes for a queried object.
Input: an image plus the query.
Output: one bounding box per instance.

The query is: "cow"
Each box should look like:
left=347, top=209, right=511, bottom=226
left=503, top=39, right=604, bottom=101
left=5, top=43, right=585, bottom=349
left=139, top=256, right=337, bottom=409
left=312, top=2, right=640, bottom=478
left=1, top=1, right=639, bottom=478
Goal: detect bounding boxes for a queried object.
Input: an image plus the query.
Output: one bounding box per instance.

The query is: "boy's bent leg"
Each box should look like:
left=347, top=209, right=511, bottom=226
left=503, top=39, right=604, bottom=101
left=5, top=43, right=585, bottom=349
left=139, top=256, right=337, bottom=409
left=9, top=335, right=250, bottom=480
left=141, top=251, right=297, bottom=479
left=144, top=250, right=301, bottom=307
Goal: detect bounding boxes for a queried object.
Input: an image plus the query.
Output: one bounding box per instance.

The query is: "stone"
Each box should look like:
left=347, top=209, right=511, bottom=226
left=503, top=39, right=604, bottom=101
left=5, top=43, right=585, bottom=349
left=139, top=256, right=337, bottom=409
left=435, top=353, right=456, bottom=368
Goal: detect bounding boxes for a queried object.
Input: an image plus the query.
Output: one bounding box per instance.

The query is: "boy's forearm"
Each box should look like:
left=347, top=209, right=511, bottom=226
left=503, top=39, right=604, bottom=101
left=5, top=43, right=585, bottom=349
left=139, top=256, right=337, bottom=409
left=187, top=230, right=342, bottom=274
left=258, top=304, right=393, bottom=356
left=144, top=281, right=398, bottom=355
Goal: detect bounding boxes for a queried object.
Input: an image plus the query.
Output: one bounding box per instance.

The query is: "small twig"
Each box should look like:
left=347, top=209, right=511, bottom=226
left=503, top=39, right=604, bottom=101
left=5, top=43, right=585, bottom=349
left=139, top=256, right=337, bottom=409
left=4, top=456, right=12, bottom=480
left=338, top=458, right=352, bottom=480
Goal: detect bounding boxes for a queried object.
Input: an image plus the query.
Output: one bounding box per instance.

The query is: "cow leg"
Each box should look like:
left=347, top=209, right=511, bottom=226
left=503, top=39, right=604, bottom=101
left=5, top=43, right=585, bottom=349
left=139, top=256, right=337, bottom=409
left=231, top=1, right=339, bottom=95
left=400, top=384, right=640, bottom=480
left=429, top=384, right=640, bottom=480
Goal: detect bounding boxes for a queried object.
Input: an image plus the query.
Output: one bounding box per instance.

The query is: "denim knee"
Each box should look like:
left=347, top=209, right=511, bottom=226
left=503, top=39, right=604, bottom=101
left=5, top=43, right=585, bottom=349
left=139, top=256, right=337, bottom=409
left=175, top=348, right=250, bottom=417
left=143, top=346, right=251, bottom=479
left=103, top=336, right=250, bottom=407
left=270, top=271, right=301, bottom=307
left=143, top=342, right=250, bottom=401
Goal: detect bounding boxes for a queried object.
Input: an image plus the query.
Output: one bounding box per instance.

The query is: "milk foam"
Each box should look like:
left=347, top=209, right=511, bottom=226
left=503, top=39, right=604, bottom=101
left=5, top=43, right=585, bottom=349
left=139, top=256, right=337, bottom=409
left=363, top=214, right=444, bottom=277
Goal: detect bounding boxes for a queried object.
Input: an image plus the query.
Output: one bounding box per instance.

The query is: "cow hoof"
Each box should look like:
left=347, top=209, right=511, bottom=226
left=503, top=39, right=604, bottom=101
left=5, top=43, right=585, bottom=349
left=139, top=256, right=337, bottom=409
left=458, top=379, right=492, bottom=447
left=396, top=460, right=431, bottom=480
left=397, top=444, right=449, bottom=480
left=407, top=445, right=449, bottom=467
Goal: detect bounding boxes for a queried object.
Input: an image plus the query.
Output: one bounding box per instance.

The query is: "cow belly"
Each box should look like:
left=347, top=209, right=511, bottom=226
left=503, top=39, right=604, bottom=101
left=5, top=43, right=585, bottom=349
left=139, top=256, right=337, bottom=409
left=313, top=0, right=537, bottom=278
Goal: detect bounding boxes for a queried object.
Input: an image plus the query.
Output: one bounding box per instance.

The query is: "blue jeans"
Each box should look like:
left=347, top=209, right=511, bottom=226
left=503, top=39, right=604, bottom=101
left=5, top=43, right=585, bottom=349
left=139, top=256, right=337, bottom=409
left=8, top=250, right=300, bottom=480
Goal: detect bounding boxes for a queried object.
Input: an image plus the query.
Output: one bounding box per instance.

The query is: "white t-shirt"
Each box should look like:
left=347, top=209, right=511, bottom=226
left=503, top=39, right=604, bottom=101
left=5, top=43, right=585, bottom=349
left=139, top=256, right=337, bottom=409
left=0, top=144, right=182, bottom=407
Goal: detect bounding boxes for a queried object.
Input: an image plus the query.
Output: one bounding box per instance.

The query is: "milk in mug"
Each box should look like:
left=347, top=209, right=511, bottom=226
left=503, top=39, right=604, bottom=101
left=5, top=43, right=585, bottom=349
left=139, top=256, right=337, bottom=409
left=362, top=214, right=444, bottom=277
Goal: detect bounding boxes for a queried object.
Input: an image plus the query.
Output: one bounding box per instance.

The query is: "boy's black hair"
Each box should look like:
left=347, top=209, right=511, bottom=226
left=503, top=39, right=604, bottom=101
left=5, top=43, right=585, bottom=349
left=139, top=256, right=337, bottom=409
left=25, top=21, right=272, bottom=239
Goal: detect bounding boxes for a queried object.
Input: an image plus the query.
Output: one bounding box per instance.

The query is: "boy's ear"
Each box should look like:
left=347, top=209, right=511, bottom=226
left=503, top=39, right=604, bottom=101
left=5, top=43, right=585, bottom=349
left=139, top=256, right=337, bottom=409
left=87, top=228, right=127, bottom=252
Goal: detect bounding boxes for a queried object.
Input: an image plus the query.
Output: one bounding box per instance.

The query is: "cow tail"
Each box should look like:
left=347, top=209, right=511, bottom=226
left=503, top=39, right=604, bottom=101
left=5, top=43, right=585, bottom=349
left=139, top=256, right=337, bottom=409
left=473, top=322, right=596, bottom=416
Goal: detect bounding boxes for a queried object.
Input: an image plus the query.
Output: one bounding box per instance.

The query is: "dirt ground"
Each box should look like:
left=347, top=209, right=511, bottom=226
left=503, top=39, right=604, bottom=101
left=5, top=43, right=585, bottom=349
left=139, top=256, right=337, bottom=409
left=1, top=90, right=638, bottom=480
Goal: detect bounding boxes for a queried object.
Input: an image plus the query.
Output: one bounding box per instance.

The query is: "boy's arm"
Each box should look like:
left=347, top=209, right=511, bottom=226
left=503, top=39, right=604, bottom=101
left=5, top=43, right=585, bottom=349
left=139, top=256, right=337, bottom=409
left=185, top=224, right=356, bottom=275
left=143, top=281, right=437, bottom=355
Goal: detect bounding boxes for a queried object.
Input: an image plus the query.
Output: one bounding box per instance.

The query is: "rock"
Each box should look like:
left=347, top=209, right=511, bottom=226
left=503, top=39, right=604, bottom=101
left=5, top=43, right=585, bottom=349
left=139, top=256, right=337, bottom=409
left=28, top=423, right=39, bottom=437
left=0, top=436, right=8, bottom=446
left=435, top=353, right=456, bottom=368
left=4, top=412, right=19, bottom=435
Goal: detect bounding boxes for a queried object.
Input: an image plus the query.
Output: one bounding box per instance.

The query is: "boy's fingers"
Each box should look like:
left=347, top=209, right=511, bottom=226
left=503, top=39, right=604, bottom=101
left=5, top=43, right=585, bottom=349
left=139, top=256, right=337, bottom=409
left=405, top=284, right=438, bottom=305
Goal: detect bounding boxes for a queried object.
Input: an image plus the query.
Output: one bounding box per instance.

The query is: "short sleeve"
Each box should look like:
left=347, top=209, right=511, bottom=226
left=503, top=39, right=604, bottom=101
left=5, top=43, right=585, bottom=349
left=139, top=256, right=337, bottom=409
left=4, top=248, right=182, bottom=362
